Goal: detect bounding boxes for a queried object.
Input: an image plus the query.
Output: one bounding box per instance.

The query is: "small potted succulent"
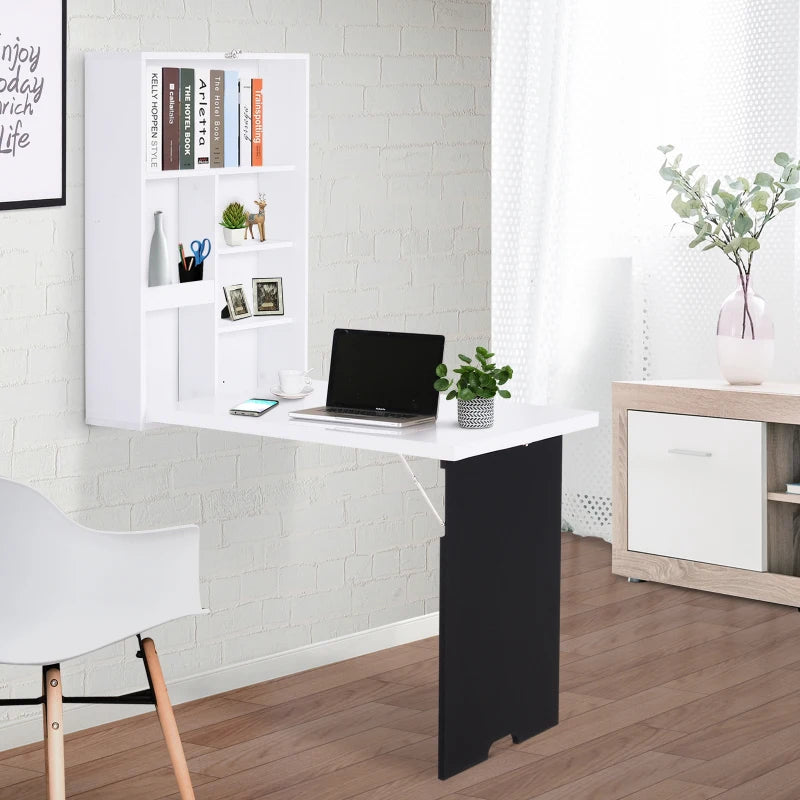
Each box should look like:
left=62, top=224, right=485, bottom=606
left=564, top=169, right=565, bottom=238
left=434, top=347, right=513, bottom=429
left=220, top=202, right=248, bottom=247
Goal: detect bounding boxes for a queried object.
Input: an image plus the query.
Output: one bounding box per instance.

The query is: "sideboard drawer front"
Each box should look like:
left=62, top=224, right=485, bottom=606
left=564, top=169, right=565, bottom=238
left=627, top=411, right=766, bottom=571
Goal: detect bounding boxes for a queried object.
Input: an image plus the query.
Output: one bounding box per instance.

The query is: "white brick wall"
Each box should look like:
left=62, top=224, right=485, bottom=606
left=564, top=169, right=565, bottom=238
left=0, top=0, right=489, bottom=715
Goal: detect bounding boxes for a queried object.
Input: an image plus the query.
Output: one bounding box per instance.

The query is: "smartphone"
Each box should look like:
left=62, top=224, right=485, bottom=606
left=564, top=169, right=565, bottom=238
left=229, top=398, right=279, bottom=417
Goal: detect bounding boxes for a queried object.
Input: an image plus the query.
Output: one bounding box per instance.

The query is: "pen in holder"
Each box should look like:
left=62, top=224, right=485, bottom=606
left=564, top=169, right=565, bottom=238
left=178, top=255, right=202, bottom=283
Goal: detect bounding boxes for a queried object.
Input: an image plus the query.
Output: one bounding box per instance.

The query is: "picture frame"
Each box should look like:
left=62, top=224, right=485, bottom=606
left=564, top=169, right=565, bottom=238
left=253, top=277, right=284, bottom=316
left=223, top=283, right=251, bottom=320
left=0, top=0, right=67, bottom=210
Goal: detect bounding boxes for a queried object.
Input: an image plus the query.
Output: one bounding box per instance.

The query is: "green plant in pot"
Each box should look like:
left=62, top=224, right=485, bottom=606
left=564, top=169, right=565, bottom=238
left=434, top=347, right=513, bottom=429
left=220, top=202, right=248, bottom=247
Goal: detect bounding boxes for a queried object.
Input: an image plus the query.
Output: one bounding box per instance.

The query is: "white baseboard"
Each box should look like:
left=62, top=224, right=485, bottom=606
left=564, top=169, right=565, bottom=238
left=0, top=612, right=439, bottom=753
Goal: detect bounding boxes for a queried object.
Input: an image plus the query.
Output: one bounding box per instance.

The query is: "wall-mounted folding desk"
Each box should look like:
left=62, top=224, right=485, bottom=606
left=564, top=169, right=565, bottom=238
left=152, top=382, right=598, bottom=779
left=84, top=51, right=599, bottom=779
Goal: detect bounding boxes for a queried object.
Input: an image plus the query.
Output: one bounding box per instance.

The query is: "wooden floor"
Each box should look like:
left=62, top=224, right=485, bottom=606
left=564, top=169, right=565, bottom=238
left=3, top=533, right=800, bottom=799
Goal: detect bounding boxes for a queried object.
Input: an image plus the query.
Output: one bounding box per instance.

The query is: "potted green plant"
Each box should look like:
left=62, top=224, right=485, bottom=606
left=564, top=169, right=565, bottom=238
left=434, top=347, right=513, bottom=429
left=658, top=145, right=800, bottom=385
left=220, top=202, right=248, bottom=247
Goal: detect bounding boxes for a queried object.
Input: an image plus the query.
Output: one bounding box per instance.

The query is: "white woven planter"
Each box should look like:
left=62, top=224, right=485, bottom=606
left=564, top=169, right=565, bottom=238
left=457, top=397, right=494, bottom=429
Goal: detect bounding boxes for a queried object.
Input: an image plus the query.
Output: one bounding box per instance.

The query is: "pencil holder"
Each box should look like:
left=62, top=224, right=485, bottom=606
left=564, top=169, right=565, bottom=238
left=178, top=256, right=202, bottom=283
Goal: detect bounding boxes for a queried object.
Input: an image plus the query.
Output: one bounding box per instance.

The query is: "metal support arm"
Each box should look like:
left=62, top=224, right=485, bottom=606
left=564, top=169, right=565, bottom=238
left=399, top=455, right=445, bottom=529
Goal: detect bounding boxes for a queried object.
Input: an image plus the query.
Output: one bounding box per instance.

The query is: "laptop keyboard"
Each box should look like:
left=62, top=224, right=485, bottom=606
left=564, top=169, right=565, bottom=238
left=328, top=407, right=416, bottom=419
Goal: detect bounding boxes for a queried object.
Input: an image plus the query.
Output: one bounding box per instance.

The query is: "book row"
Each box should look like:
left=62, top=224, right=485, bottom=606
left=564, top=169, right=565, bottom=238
left=147, top=67, right=264, bottom=171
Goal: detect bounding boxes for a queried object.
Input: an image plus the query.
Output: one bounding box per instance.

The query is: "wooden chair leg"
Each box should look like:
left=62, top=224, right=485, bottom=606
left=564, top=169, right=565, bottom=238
left=43, top=665, right=65, bottom=800
left=41, top=669, right=49, bottom=790
left=140, top=638, right=196, bottom=800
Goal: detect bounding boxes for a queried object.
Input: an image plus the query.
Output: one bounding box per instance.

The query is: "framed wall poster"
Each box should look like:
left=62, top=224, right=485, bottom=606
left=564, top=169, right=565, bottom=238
left=0, top=0, right=66, bottom=210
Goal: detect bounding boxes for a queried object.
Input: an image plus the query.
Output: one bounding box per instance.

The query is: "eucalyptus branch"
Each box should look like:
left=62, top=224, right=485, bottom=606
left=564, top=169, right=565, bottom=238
left=658, top=145, right=800, bottom=340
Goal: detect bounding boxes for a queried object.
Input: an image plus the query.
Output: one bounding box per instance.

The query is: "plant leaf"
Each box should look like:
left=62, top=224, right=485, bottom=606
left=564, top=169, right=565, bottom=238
left=671, top=195, right=690, bottom=218
left=733, top=210, right=753, bottom=235
left=751, top=190, right=769, bottom=212
left=458, top=354, right=472, bottom=364
left=784, top=188, right=800, bottom=201
left=659, top=162, right=680, bottom=181
left=433, top=378, right=451, bottom=392
left=740, top=237, right=760, bottom=252
left=657, top=144, right=675, bottom=154
left=777, top=201, right=796, bottom=211
left=498, top=389, right=511, bottom=399
left=775, top=152, right=791, bottom=166
left=435, top=364, right=447, bottom=378
left=755, top=172, right=774, bottom=188
left=688, top=233, right=706, bottom=248
left=446, top=390, right=457, bottom=400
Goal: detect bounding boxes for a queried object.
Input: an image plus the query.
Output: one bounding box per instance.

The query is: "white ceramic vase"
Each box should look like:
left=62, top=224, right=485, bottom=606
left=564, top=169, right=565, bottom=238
left=223, top=227, right=246, bottom=247
left=148, top=211, right=173, bottom=287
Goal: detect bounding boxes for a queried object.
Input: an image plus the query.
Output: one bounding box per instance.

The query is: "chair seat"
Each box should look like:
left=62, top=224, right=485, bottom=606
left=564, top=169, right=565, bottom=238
left=3, top=604, right=204, bottom=666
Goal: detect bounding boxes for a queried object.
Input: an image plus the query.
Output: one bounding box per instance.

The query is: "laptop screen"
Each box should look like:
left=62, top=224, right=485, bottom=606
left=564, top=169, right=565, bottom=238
left=326, top=329, right=445, bottom=415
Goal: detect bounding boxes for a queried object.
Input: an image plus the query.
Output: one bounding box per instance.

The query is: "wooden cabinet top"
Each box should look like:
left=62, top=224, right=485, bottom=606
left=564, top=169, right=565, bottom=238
left=613, top=380, right=800, bottom=423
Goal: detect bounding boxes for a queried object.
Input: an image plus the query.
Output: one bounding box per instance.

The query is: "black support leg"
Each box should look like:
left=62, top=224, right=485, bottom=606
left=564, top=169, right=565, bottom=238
left=438, top=437, right=562, bottom=780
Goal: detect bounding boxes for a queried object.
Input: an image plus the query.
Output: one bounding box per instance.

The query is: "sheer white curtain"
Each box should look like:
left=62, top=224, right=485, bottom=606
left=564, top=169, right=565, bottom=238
left=493, top=0, right=800, bottom=540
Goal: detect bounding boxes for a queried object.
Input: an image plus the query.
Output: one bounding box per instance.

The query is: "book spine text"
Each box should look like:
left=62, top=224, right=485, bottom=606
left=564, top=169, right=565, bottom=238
left=194, top=69, right=210, bottom=168
left=148, top=69, right=161, bottom=171
left=251, top=78, right=263, bottom=167
left=239, top=77, right=252, bottom=168
left=162, top=67, right=180, bottom=171
left=179, top=68, right=194, bottom=170
left=210, top=69, right=225, bottom=168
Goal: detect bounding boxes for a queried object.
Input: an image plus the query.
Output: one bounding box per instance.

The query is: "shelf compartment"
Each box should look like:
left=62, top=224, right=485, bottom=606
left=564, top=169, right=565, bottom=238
left=217, top=316, right=294, bottom=335
left=216, top=239, right=294, bottom=256
left=146, top=165, right=296, bottom=181
left=145, top=281, right=215, bottom=311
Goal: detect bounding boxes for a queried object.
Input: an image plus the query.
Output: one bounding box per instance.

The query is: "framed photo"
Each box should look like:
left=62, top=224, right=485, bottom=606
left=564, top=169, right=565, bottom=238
left=0, top=0, right=67, bottom=210
left=253, top=277, right=284, bottom=316
left=223, top=284, right=251, bottom=320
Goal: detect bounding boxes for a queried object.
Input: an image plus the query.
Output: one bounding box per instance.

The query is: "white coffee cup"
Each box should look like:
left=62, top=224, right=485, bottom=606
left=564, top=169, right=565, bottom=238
left=278, top=369, right=310, bottom=395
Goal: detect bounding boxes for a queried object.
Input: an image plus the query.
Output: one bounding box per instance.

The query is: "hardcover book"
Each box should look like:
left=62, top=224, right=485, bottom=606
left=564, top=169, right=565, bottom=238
left=179, top=68, right=195, bottom=170
left=194, top=69, right=210, bottom=168
left=251, top=77, right=263, bottom=167
left=147, top=68, right=161, bottom=171
left=239, top=76, right=252, bottom=168
left=210, top=69, right=225, bottom=168
left=162, top=67, right=180, bottom=171
left=223, top=70, right=239, bottom=167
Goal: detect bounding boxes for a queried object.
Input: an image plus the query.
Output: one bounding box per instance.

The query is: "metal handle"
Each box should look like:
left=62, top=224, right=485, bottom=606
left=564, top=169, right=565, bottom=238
left=668, top=448, right=712, bottom=457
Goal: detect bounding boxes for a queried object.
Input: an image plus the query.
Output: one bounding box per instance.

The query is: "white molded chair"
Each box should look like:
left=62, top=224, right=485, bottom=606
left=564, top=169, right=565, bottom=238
left=0, top=477, right=204, bottom=800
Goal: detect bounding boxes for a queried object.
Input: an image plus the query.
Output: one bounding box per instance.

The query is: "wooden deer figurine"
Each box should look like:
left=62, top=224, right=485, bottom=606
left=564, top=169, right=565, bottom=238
left=247, top=194, right=267, bottom=242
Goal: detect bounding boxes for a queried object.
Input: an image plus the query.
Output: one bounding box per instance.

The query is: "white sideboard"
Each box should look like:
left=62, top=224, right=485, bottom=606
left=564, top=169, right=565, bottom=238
left=613, top=380, right=800, bottom=606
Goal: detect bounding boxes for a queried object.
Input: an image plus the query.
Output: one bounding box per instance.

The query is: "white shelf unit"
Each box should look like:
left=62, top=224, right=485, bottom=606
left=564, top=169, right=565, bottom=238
left=85, top=52, right=309, bottom=430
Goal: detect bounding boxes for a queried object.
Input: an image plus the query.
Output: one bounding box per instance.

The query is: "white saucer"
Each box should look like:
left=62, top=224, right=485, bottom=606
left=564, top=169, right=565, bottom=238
left=270, top=384, right=314, bottom=400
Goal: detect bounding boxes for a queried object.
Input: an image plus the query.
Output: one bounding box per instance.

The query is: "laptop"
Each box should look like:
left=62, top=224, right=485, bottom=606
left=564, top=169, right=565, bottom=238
left=289, top=329, right=445, bottom=428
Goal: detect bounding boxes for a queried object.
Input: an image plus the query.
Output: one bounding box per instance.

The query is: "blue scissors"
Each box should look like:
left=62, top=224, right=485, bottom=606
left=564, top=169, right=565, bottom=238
left=190, top=238, right=211, bottom=267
